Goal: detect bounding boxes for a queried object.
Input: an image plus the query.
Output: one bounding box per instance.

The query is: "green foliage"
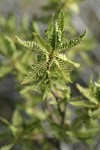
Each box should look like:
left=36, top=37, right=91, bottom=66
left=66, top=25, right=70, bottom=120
left=16, top=10, right=86, bottom=93
left=77, top=77, right=100, bottom=106
left=0, top=1, right=99, bottom=150
left=69, top=77, right=100, bottom=118
left=1, top=143, right=14, bottom=150
left=67, top=76, right=100, bottom=145
left=59, top=30, right=86, bottom=50
left=41, top=0, right=95, bottom=68
left=0, top=14, right=35, bottom=81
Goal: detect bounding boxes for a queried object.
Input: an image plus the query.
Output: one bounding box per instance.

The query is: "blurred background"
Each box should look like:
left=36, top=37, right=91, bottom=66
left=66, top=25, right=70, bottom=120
left=0, top=0, right=100, bottom=150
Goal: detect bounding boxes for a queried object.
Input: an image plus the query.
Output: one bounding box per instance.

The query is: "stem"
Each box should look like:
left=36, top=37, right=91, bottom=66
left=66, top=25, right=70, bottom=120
left=46, top=51, right=54, bottom=83
left=51, top=90, right=67, bottom=126
left=61, top=100, right=67, bottom=126
left=51, top=90, right=62, bottom=116
left=44, top=98, right=54, bottom=121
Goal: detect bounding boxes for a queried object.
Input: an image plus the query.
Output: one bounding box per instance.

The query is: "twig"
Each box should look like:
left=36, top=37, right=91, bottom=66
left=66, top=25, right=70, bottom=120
left=61, top=100, right=67, bottom=126
left=51, top=90, right=67, bottom=126
left=51, top=90, right=63, bottom=117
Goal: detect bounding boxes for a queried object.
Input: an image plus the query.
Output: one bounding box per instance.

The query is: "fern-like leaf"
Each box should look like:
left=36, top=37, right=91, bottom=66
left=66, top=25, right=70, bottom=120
left=15, top=36, right=45, bottom=52
left=56, top=53, right=80, bottom=67
left=57, top=10, right=64, bottom=32
left=22, top=62, right=47, bottom=85
left=69, top=100, right=95, bottom=108
left=51, top=79, right=67, bottom=90
left=45, top=16, right=55, bottom=49
left=76, top=84, right=98, bottom=104
left=60, top=30, right=86, bottom=50
left=16, top=10, right=86, bottom=92
left=22, top=71, right=35, bottom=84
left=54, top=59, right=71, bottom=82
left=33, top=33, right=51, bottom=52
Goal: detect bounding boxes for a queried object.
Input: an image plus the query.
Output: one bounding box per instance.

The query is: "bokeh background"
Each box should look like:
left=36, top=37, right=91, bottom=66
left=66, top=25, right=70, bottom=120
left=0, top=0, right=100, bottom=150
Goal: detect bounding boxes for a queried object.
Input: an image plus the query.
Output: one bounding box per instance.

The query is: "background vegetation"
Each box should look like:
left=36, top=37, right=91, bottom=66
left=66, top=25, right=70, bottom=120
left=0, top=0, right=100, bottom=150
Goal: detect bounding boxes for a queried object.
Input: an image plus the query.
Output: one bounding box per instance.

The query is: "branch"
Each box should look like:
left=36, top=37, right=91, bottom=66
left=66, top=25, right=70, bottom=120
left=61, top=100, right=67, bottom=126
left=51, top=90, right=67, bottom=126
left=51, top=90, right=63, bottom=116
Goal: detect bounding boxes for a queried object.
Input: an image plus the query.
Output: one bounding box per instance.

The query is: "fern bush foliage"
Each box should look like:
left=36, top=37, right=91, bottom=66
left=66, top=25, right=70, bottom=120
left=69, top=76, right=100, bottom=111
left=67, top=76, right=100, bottom=145
left=16, top=10, right=86, bottom=93
left=0, top=5, right=99, bottom=150
left=0, top=14, right=35, bottom=81
left=41, top=0, right=95, bottom=67
left=76, top=77, right=100, bottom=118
